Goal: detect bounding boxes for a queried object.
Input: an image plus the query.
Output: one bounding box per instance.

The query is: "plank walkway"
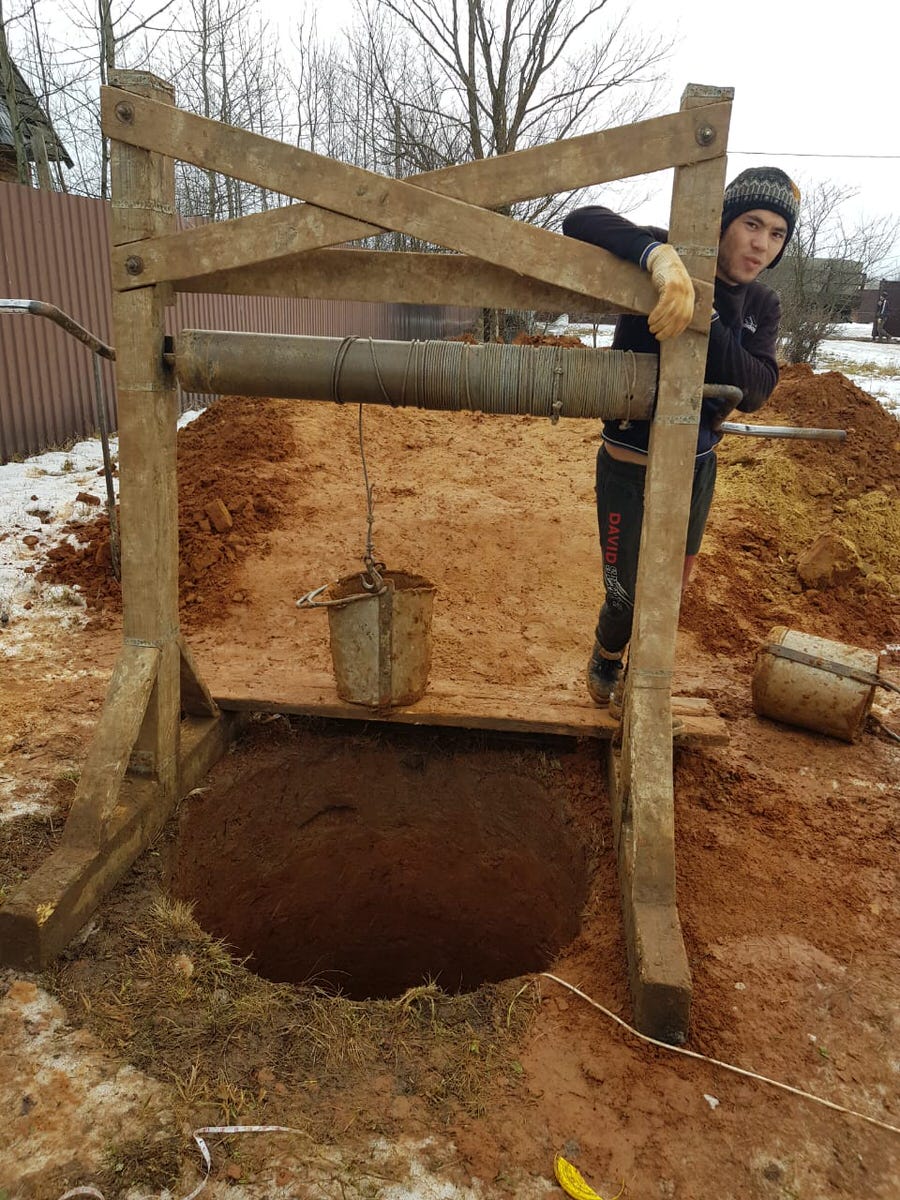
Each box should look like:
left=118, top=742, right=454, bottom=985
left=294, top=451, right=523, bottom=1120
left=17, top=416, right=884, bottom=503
left=214, top=674, right=728, bottom=744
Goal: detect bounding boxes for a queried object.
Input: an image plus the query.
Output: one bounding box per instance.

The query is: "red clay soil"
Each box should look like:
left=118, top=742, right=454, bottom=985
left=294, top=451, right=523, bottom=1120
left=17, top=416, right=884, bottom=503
left=5, top=359, right=900, bottom=1198
left=40, top=396, right=300, bottom=628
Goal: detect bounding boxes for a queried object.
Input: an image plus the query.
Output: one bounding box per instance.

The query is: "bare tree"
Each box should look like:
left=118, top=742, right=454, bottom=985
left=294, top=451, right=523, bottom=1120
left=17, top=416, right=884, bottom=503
left=770, top=181, right=900, bottom=364
left=344, top=0, right=667, bottom=336
left=162, top=0, right=292, bottom=218
left=356, top=0, right=669, bottom=228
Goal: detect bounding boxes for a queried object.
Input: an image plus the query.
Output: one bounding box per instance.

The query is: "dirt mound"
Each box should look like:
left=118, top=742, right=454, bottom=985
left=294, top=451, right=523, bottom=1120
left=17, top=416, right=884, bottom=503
left=39, top=364, right=899, bottom=662
left=764, top=362, right=900, bottom=498
left=511, top=332, right=586, bottom=348
left=40, top=396, right=299, bottom=627
left=681, top=364, right=900, bottom=659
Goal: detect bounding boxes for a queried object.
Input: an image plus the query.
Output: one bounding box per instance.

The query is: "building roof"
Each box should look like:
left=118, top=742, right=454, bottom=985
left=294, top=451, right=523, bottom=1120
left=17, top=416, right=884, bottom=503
left=0, top=60, right=73, bottom=167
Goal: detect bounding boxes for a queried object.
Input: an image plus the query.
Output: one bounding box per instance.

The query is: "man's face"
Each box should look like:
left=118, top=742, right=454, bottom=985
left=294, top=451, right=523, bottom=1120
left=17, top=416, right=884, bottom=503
left=717, top=209, right=789, bottom=286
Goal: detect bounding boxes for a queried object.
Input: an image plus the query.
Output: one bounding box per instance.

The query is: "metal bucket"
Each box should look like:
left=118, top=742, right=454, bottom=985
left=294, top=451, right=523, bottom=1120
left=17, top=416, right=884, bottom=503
left=752, top=626, right=882, bottom=742
left=325, top=570, right=436, bottom=708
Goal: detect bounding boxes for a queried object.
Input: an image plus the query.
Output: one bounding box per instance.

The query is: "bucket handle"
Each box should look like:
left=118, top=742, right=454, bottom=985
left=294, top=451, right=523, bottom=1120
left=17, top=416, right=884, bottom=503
left=763, top=642, right=900, bottom=694
left=296, top=580, right=388, bottom=610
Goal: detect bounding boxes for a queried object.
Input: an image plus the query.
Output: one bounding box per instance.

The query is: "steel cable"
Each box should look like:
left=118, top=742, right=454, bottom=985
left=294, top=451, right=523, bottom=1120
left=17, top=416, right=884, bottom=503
left=329, top=338, right=642, bottom=420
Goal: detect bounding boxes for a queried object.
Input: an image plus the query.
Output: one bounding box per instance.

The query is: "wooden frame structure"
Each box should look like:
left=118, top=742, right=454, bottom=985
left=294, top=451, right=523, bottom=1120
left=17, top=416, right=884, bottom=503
left=0, top=70, right=733, bottom=1043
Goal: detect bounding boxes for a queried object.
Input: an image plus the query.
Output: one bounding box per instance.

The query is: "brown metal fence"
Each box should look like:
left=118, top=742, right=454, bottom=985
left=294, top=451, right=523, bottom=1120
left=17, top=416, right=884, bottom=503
left=0, top=183, right=478, bottom=462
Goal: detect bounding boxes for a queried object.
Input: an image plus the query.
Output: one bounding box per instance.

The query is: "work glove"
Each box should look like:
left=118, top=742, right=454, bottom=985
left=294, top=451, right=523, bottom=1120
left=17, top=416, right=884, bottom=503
left=645, top=244, right=695, bottom=341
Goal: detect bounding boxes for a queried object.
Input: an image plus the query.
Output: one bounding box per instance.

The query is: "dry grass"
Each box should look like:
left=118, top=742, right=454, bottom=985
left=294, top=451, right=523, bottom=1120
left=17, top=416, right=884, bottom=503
left=45, top=887, right=541, bottom=1191
left=0, top=813, right=60, bottom=906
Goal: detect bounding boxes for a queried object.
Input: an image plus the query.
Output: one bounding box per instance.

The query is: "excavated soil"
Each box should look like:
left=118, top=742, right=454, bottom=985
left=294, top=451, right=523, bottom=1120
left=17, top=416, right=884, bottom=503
left=3, top=359, right=900, bottom=1199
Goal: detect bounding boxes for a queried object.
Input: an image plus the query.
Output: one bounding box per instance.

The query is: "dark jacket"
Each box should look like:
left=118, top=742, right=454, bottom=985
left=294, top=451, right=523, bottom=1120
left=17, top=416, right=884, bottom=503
left=562, top=205, right=782, bottom=459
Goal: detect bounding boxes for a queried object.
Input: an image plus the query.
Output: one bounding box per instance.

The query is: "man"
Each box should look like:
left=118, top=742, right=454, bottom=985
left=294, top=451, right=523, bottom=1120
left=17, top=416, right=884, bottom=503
left=873, top=288, right=890, bottom=342
left=563, top=166, right=801, bottom=704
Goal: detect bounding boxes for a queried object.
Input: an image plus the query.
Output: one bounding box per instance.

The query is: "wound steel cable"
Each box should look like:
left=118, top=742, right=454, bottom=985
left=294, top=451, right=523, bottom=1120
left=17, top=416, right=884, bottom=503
left=326, top=337, right=646, bottom=420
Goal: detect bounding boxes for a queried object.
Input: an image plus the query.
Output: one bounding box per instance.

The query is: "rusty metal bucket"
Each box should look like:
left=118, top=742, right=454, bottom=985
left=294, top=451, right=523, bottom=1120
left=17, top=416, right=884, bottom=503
left=324, top=570, right=436, bottom=708
left=751, top=626, right=883, bottom=742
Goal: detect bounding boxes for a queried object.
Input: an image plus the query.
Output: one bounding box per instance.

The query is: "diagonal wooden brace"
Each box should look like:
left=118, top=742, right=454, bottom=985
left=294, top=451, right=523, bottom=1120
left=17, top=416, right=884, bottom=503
left=100, top=88, right=714, bottom=329
left=64, top=643, right=160, bottom=847
left=0, top=713, right=243, bottom=970
left=101, top=90, right=729, bottom=291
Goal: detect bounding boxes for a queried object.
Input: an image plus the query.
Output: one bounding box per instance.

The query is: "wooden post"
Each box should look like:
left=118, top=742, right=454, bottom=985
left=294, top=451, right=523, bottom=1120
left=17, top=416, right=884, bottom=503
left=0, top=73, right=243, bottom=969
left=612, top=85, right=733, bottom=1043
left=108, top=69, right=181, bottom=795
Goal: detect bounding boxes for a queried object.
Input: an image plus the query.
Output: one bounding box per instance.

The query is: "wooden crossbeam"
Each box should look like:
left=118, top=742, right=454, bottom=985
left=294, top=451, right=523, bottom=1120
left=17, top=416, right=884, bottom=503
left=100, top=87, right=721, bottom=329
left=101, top=92, right=729, bottom=288
left=175, top=247, right=666, bottom=320
left=98, top=91, right=662, bottom=308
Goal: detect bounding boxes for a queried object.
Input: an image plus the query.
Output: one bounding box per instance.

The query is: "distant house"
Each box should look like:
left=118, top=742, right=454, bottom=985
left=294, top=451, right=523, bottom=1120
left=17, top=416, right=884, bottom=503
left=767, top=253, right=866, bottom=322
left=0, top=59, right=72, bottom=186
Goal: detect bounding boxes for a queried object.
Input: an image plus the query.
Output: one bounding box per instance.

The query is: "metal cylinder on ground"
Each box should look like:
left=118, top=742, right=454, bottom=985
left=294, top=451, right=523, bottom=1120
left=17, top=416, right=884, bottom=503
left=752, top=626, right=883, bottom=742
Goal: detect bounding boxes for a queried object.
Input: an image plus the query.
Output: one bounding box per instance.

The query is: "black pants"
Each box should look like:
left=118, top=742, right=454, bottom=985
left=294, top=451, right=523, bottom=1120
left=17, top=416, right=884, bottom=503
left=594, top=445, right=717, bottom=655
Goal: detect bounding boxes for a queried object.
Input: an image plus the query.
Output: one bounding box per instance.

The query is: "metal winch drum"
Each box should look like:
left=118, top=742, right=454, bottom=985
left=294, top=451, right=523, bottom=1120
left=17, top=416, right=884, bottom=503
left=322, top=570, right=436, bottom=708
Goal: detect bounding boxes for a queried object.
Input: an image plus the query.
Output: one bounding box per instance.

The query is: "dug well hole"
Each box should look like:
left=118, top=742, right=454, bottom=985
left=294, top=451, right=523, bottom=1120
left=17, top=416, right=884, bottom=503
left=168, top=721, right=591, bottom=999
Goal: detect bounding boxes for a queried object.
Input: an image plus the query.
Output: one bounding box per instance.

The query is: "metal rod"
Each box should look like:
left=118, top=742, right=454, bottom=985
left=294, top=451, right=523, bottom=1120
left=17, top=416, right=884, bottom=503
left=764, top=642, right=899, bottom=693
left=720, top=422, right=847, bottom=441
left=0, top=299, right=115, bottom=359
left=92, top=353, right=121, bottom=580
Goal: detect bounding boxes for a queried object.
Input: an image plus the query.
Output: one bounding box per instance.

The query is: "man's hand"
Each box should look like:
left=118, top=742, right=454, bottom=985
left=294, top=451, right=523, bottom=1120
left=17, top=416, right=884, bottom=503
left=645, top=244, right=695, bottom=340
left=702, top=391, right=738, bottom=433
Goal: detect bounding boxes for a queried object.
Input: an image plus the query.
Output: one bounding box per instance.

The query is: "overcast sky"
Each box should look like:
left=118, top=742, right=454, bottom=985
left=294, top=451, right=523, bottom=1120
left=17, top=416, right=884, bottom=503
left=262, top=0, right=899, bottom=270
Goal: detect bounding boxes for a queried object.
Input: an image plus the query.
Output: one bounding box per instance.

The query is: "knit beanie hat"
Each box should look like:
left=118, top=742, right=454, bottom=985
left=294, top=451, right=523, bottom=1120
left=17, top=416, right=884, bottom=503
left=721, top=167, right=801, bottom=268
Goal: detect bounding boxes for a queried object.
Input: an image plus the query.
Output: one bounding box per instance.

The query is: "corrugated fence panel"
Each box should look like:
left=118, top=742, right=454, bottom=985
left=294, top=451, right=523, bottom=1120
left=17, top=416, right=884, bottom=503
left=0, top=184, right=116, bottom=462
left=1, top=187, right=478, bottom=462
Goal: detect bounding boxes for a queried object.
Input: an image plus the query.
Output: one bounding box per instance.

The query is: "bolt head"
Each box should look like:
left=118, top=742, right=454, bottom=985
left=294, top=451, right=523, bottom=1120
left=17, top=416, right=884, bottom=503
left=696, top=124, right=716, bottom=147
left=115, top=101, right=135, bottom=123
left=124, top=255, right=144, bottom=276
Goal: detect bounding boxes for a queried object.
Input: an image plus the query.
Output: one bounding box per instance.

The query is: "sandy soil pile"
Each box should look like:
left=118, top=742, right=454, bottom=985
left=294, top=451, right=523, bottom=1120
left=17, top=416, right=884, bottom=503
left=681, top=363, right=900, bottom=657
left=4, top=358, right=899, bottom=1198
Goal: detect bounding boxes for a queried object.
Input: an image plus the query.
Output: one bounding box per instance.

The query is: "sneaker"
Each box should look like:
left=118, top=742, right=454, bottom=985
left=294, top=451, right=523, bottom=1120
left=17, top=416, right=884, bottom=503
left=586, top=643, right=623, bottom=705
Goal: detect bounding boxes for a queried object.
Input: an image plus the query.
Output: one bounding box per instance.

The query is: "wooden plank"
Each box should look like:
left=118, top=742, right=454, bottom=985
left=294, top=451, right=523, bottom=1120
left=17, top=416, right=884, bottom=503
left=179, top=636, right=219, bottom=718
left=100, top=93, right=651, bottom=309
left=212, top=676, right=727, bottom=745
left=64, top=643, right=159, bottom=846
left=176, top=247, right=673, bottom=323
left=0, top=713, right=243, bottom=970
left=109, top=70, right=182, bottom=803
left=615, top=85, right=733, bottom=1044
left=100, top=87, right=719, bottom=328
left=178, top=711, right=248, bottom=795
left=101, top=94, right=730, bottom=288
